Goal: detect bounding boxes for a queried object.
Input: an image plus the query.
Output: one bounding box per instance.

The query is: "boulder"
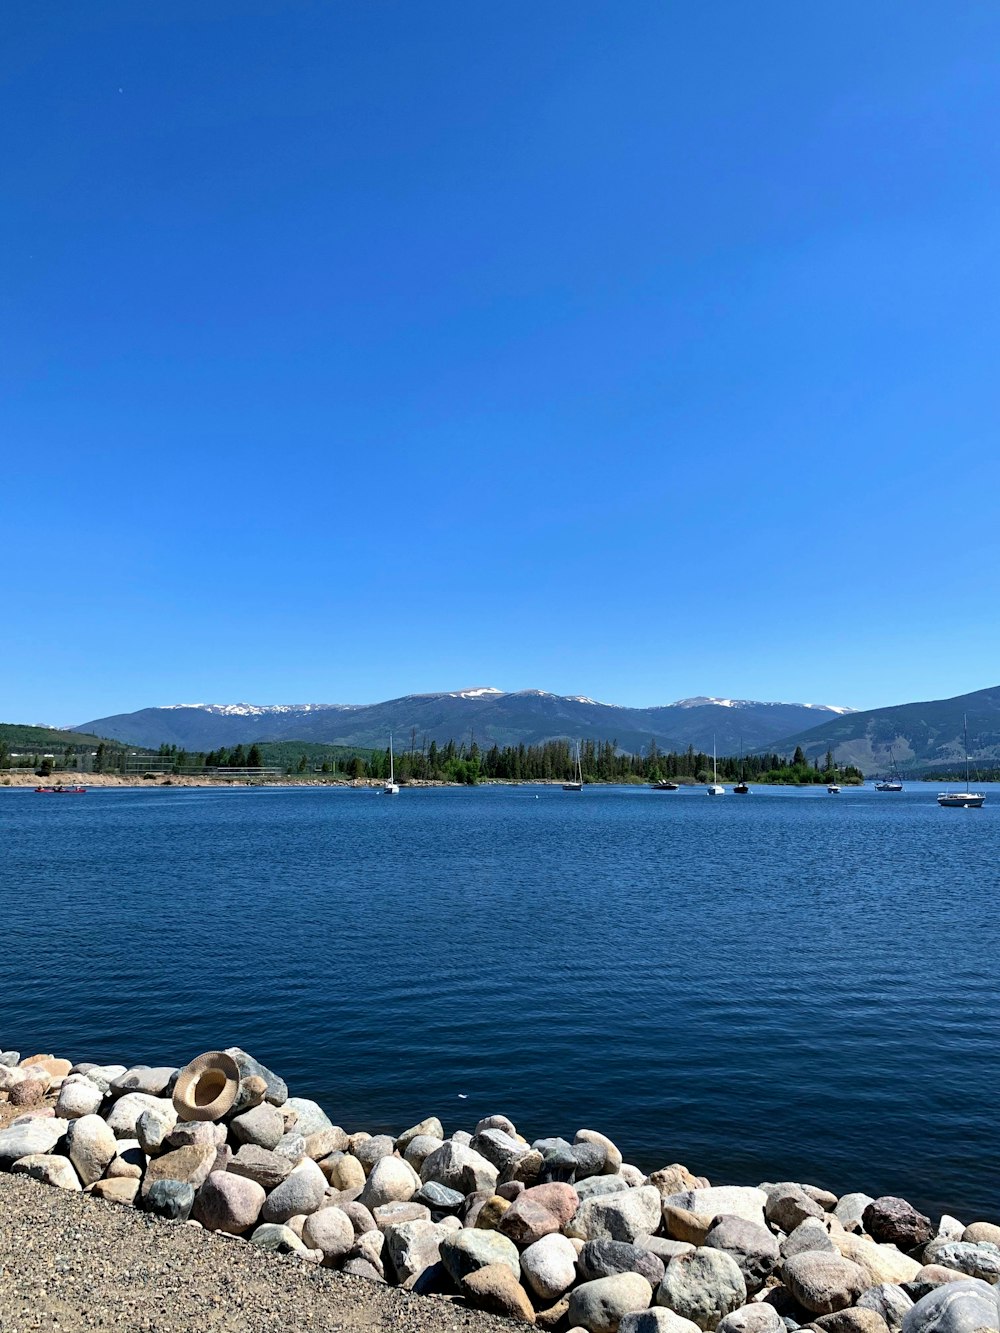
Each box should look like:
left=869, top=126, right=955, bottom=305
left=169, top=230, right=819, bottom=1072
left=929, top=1244, right=1000, bottom=1284
left=474, top=1128, right=533, bottom=1173
left=901, top=1280, right=1000, bottom=1333
left=273, top=1131, right=307, bottom=1164
left=414, top=1181, right=465, bottom=1213
left=223, top=1047, right=288, bottom=1106
left=358, top=1156, right=419, bottom=1212
left=569, top=1273, right=653, bottom=1333
left=339, top=1200, right=377, bottom=1235
left=704, top=1215, right=780, bottom=1294
left=782, top=1252, right=871, bottom=1315
left=964, top=1225, right=1000, bottom=1248
left=229, top=1145, right=294, bottom=1191
left=105, top=1093, right=174, bottom=1139
left=229, top=1102, right=284, bottom=1151
left=813, top=1311, right=891, bottom=1333
left=461, top=1263, right=537, bottom=1324
left=655, top=1246, right=747, bottom=1330
left=766, top=1183, right=826, bottom=1233
left=192, top=1171, right=265, bottom=1234
left=578, top=1177, right=633, bottom=1203
left=383, top=1218, right=446, bottom=1286
left=578, top=1239, right=665, bottom=1287
left=302, top=1206, right=355, bottom=1265
left=260, top=1157, right=326, bottom=1224
left=11, top=1154, right=81, bottom=1191
left=475, top=1196, right=511, bottom=1231
left=0, top=1117, right=69, bottom=1165
left=88, top=1177, right=140, bottom=1205
left=110, top=1067, right=177, bottom=1098
left=65, top=1115, right=117, bottom=1187
left=373, top=1201, right=431, bottom=1230
left=782, top=1217, right=838, bottom=1261
left=575, top=1130, right=624, bottom=1175
left=353, top=1134, right=396, bottom=1176
left=834, top=1233, right=922, bottom=1285
left=420, top=1140, right=498, bottom=1195
left=140, top=1144, right=216, bottom=1198
left=143, top=1179, right=196, bottom=1222
left=715, top=1305, right=785, bottom=1333
left=500, top=1182, right=580, bottom=1245
left=54, top=1076, right=104, bottom=1120
left=857, top=1284, right=916, bottom=1333
left=568, top=1187, right=663, bottom=1244
left=621, top=1312, right=706, bottom=1333
left=521, top=1232, right=580, bottom=1300
left=647, top=1166, right=709, bottom=1200
left=403, top=1134, right=444, bottom=1173
left=663, top=1187, right=768, bottom=1229
left=397, top=1116, right=444, bottom=1150
left=305, top=1126, right=349, bottom=1160
left=325, top=1153, right=366, bottom=1191
left=863, top=1198, right=934, bottom=1251
left=136, top=1105, right=178, bottom=1154
left=283, top=1097, right=332, bottom=1137
left=834, top=1194, right=875, bottom=1234
left=248, top=1223, right=310, bottom=1256
left=440, top=1228, right=521, bottom=1283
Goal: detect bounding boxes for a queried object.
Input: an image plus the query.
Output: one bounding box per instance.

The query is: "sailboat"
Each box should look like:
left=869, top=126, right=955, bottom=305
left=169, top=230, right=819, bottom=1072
left=563, top=741, right=584, bottom=792
left=937, top=715, right=985, bottom=808
left=874, top=749, right=903, bottom=791
left=733, top=740, right=749, bottom=794
left=382, top=734, right=400, bottom=795
left=707, top=738, right=725, bottom=796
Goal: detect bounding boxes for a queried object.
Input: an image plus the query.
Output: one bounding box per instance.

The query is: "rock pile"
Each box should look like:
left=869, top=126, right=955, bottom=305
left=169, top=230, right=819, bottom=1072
left=2, top=1044, right=999, bottom=1333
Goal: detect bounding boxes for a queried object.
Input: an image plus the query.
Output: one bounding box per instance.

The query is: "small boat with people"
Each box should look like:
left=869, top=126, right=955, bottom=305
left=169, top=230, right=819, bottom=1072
left=827, top=783, right=841, bottom=794
left=651, top=778, right=679, bottom=791
left=937, top=714, right=985, bottom=809
left=34, top=784, right=87, bottom=794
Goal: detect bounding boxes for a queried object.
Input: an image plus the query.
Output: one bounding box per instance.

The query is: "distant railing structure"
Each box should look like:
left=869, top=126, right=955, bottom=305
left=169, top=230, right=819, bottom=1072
left=120, top=758, right=285, bottom=778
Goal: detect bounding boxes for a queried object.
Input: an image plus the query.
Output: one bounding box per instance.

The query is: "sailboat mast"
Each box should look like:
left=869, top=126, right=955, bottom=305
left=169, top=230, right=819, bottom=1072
left=389, top=732, right=394, bottom=785
left=965, top=714, right=970, bottom=789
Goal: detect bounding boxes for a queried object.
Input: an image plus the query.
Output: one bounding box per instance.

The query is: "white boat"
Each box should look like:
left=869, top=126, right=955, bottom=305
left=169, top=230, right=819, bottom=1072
left=563, top=741, right=584, bottom=792
left=733, top=739, right=749, bottom=794
left=938, top=715, right=984, bottom=808
left=874, top=749, right=903, bottom=791
left=707, top=738, right=725, bottom=796
left=382, top=733, right=400, bottom=795
left=827, top=784, right=840, bottom=794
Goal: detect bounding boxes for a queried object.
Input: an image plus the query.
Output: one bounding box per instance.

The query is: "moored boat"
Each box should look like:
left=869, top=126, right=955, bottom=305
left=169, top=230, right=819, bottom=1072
left=563, top=741, right=584, bottom=792
left=651, top=779, right=679, bottom=791
left=937, top=715, right=985, bottom=808
left=382, top=734, right=400, bottom=795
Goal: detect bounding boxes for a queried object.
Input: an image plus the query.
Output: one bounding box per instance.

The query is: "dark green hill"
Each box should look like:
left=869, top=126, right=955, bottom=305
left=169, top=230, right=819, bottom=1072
left=770, top=685, right=1000, bottom=774
left=0, top=722, right=118, bottom=751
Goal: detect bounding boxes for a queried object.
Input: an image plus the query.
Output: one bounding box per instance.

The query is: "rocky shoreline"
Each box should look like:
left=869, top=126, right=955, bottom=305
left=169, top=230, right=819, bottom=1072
left=2, top=1045, right=999, bottom=1333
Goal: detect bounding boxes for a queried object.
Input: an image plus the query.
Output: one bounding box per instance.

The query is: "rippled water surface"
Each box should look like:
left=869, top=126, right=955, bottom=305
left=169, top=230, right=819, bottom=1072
left=3, top=783, right=999, bottom=1218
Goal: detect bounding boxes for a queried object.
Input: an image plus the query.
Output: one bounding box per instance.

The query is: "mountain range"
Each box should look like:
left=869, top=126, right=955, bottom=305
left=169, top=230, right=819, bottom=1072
left=770, top=684, right=1000, bottom=773
left=74, top=689, right=852, bottom=756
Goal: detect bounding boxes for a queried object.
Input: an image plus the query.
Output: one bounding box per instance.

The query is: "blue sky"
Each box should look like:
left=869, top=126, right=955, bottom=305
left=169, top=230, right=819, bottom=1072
left=4, top=2, right=1000, bottom=724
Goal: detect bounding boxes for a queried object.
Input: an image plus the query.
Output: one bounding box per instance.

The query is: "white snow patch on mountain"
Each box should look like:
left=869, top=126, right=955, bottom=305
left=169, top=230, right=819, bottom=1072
left=449, top=687, right=506, bottom=700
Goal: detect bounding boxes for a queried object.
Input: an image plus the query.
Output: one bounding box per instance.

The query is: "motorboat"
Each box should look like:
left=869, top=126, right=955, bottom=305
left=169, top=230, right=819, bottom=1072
left=651, top=779, right=679, bottom=791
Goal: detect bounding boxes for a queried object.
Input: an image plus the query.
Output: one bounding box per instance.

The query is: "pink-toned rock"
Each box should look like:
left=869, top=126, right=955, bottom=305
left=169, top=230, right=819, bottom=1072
left=88, top=1177, right=141, bottom=1205
left=20, top=1055, right=72, bottom=1081
left=500, top=1182, right=580, bottom=1245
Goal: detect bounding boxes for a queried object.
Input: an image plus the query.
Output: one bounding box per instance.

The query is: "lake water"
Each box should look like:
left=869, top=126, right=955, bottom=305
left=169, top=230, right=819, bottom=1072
left=3, top=782, right=999, bottom=1220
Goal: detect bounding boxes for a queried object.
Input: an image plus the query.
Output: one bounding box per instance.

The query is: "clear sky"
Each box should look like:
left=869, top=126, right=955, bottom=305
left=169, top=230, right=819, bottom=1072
left=4, top=2, right=1000, bottom=725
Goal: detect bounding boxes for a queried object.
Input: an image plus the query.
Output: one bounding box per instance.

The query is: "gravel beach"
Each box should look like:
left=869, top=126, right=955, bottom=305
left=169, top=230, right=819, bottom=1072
left=0, top=1170, right=510, bottom=1333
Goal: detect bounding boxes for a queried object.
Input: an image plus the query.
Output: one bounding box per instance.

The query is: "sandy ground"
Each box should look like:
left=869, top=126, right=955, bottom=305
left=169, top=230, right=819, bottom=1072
left=0, top=1168, right=513, bottom=1333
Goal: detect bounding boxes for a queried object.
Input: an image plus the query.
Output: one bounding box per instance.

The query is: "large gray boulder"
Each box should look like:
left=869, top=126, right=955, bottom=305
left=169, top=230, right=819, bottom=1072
left=0, top=1117, right=69, bottom=1166
left=621, top=1312, right=705, bottom=1333
left=568, top=1186, right=663, bottom=1243
left=901, top=1281, right=1000, bottom=1333
left=229, top=1102, right=284, bottom=1150
left=578, top=1239, right=666, bottom=1287
left=420, top=1140, right=498, bottom=1195
left=929, top=1245, right=1000, bottom=1284
left=224, top=1047, right=288, bottom=1106
left=569, top=1273, right=653, bottom=1333
left=766, top=1182, right=825, bottom=1233
left=715, top=1306, right=785, bottom=1333
left=283, top=1097, right=331, bottom=1137
left=655, top=1247, right=747, bottom=1330
left=520, top=1232, right=579, bottom=1301
left=783, top=1251, right=872, bottom=1315
left=439, top=1229, right=520, bottom=1284
left=260, top=1157, right=326, bottom=1223
left=383, top=1219, right=446, bottom=1286
left=704, top=1215, right=780, bottom=1294
left=858, top=1284, right=916, bottom=1333
left=782, top=1217, right=839, bottom=1261
left=663, top=1187, right=768, bottom=1229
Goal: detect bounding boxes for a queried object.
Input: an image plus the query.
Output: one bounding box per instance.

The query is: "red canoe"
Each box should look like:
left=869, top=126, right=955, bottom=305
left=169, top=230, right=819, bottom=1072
left=34, top=785, right=87, bottom=794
